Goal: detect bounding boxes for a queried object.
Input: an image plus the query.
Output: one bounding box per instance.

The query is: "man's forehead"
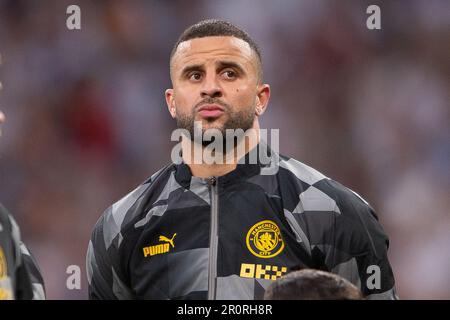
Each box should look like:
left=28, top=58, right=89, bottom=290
left=172, top=36, right=256, bottom=67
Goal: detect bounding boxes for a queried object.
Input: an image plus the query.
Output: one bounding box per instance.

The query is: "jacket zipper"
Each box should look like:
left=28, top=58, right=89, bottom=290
left=207, top=176, right=218, bottom=300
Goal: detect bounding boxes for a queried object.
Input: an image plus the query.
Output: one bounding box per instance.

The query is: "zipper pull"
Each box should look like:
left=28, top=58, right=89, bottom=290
left=207, top=176, right=217, bottom=187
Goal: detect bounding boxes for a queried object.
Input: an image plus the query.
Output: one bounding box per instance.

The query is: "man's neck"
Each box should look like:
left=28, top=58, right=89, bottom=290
left=188, top=162, right=237, bottom=178
left=181, top=128, right=260, bottom=178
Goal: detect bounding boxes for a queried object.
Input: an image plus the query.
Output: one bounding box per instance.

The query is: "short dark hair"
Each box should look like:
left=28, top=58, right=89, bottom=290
left=170, top=19, right=262, bottom=80
left=264, top=269, right=364, bottom=300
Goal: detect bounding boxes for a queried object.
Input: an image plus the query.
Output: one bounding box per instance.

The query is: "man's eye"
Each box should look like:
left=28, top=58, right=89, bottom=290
left=222, top=70, right=236, bottom=79
left=189, top=72, right=202, bottom=81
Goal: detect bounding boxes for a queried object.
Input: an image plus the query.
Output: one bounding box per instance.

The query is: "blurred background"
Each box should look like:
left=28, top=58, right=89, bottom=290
left=0, top=0, right=449, bottom=299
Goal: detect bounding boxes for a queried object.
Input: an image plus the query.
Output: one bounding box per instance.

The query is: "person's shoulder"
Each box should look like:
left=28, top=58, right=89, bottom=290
left=278, top=155, right=376, bottom=219
left=90, top=164, right=175, bottom=245
left=278, top=155, right=389, bottom=254
left=0, top=203, right=15, bottom=236
left=278, top=154, right=329, bottom=186
left=0, top=202, right=11, bottom=222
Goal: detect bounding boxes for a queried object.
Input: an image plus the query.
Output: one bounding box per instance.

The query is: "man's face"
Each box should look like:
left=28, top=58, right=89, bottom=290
left=166, top=36, right=269, bottom=140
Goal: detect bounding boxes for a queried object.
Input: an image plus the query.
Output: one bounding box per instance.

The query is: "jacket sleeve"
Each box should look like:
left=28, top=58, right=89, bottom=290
left=312, top=184, right=398, bottom=299
left=17, top=242, right=46, bottom=300
left=87, top=212, right=116, bottom=300
left=87, top=208, right=134, bottom=300
left=5, top=209, right=46, bottom=300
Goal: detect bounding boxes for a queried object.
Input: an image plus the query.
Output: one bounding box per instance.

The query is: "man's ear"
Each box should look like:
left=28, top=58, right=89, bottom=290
left=255, top=84, right=270, bottom=116
left=165, top=89, right=176, bottom=118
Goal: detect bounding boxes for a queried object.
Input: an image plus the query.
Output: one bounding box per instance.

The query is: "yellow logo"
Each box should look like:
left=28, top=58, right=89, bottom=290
left=0, top=288, right=12, bottom=300
left=143, top=233, right=176, bottom=257
left=0, top=247, right=13, bottom=300
left=246, top=220, right=284, bottom=258
left=0, top=246, right=7, bottom=279
left=240, top=263, right=288, bottom=281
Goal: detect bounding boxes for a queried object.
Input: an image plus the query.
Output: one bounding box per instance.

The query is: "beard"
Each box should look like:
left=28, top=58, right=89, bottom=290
left=176, top=100, right=256, bottom=148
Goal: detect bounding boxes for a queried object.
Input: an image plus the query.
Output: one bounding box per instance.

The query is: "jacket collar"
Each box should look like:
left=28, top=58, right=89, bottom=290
left=175, top=142, right=273, bottom=188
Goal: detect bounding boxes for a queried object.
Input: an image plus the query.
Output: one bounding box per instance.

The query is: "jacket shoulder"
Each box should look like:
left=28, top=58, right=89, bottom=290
left=278, top=155, right=376, bottom=218
left=90, top=164, right=175, bottom=251
left=278, top=156, right=390, bottom=259
left=0, top=203, right=12, bottom=233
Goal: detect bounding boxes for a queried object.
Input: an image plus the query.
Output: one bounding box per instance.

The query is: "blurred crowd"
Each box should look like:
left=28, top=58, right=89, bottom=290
left=0, top=0, right=448, bottom=299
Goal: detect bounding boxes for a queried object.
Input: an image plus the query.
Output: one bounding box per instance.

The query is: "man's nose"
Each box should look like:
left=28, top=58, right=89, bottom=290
left=200, top=75, right=222, bottom=99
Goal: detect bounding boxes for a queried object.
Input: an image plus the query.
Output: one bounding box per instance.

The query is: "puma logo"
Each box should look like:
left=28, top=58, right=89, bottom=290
left=142, top=233, right=178, bottom=258
left=159, top=233, right=177, bottom=248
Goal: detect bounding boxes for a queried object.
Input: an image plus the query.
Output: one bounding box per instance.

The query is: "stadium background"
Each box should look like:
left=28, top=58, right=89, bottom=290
left=0, top=0, right=449, bottom=299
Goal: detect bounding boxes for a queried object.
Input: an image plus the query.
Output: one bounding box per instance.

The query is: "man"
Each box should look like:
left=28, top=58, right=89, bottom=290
left=87, top=19, right=397, bottom=300
left=264, top=269, right=364, bottom=300
left=0, top=111, right=46, bottom=300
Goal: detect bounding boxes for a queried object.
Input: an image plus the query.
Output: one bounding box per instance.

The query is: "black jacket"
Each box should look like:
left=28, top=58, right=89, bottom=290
left=87, top=144, right=397, bottom=299
left=0, top=203, right=45, bottom=300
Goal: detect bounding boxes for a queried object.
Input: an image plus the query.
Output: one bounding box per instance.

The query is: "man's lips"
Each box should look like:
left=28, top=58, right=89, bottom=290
left=197, top=104, right=225, bottom=118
